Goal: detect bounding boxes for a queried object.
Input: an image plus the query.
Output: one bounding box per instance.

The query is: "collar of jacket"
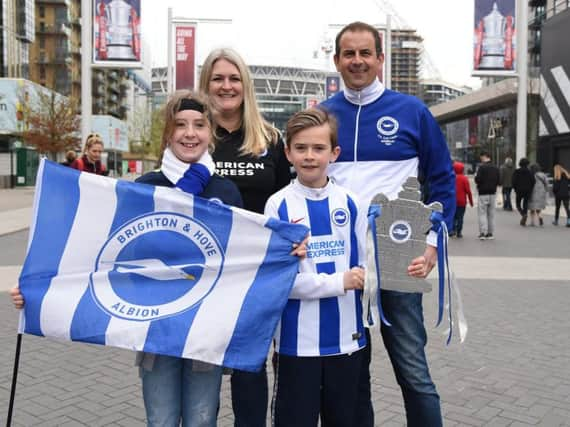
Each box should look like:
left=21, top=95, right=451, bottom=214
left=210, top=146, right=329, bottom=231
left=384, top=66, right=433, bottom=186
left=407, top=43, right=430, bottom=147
left=343, top=78, right=385, bottom=106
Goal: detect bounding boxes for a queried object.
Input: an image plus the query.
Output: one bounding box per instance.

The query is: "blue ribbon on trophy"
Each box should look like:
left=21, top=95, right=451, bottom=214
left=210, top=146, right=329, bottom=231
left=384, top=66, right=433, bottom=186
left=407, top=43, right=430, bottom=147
left=362, top=177, right=467, bottom=344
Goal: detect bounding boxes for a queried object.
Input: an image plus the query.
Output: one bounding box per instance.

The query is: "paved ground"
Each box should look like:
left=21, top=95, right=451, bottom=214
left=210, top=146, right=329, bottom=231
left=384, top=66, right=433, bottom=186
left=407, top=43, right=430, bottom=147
left=1, top=187, right=569, bottom=426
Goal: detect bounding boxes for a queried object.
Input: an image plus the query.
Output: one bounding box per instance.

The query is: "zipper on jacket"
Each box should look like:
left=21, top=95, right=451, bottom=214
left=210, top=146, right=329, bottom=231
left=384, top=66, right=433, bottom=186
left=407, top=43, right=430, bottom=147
left=350, top=91, right=362, bottom=190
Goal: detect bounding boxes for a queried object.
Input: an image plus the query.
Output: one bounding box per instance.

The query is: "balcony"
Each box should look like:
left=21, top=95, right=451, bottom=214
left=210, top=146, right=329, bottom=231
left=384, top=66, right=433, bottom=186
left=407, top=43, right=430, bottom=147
left=37, top=24, right=70, bottom=37
left=36, top=0, right=70, bottom=5
left=36, top=54, right=49, bottom=64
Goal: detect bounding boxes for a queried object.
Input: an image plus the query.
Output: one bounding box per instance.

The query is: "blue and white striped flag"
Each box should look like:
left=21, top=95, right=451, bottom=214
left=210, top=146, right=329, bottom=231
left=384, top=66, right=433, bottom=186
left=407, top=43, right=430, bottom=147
left=19, top=159, right=307, bottom=372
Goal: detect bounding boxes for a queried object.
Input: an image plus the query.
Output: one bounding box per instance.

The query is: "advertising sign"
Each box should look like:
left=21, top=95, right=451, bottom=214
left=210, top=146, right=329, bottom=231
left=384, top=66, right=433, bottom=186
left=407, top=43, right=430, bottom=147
left=93, top=0, right=142, bottom=67
left=0, top=79, right=66, bottom=135
left=173, top=24, right=196, bottom=90
left=325, top=75, right=341, bottom=99
left=306, top=98, right=319, bottom=108
left=472, top=0, right=516, bottom=76
left=538, top=10, right=570, bottom=137
left=91, top=115, right=129, bottom=152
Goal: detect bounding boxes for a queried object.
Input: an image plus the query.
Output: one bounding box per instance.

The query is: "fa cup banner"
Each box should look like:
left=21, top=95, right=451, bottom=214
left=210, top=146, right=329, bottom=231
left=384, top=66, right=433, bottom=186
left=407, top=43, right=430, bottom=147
left=18, top=160, right=307, bottom=371
left=472, top=0, right=516, bottom=76
left=93, top=0, right=142, bottom=67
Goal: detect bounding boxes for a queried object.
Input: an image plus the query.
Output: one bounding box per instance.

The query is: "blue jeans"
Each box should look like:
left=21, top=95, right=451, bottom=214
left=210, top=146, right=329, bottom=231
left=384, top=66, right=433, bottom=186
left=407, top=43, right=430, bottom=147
left=502, top=187, right=513, bottom=210
left=453, top=206, right=466, bottom=235
left=141, top=355, right=222, bottom=427
left=381, top=290, right=442, bottom=427
left=231, top=364, right=268, bottom=427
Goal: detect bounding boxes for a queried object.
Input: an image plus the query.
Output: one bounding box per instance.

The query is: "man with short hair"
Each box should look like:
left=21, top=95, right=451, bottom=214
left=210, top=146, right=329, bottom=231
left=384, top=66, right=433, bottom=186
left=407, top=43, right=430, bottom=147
left=475, top=152, right=500, bottom=239
left=322, top=21, right=455, bottom=427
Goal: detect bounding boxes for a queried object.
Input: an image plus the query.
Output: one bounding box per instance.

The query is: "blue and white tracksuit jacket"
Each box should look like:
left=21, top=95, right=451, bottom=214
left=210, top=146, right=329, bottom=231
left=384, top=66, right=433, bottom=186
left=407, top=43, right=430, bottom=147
left=321, top=78, right=455, bottom=245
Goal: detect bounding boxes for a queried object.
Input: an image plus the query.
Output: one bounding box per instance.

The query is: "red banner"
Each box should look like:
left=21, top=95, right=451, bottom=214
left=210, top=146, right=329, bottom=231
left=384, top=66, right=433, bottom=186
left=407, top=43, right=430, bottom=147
left=175, top=25, right=196, bottom=90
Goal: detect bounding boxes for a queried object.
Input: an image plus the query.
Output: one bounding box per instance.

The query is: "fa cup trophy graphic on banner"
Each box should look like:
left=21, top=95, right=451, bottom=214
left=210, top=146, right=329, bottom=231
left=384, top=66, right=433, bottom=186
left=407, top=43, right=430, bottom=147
left=474, top=2, right=515, bottom=70
left=95, top=0, right=141, bottom=62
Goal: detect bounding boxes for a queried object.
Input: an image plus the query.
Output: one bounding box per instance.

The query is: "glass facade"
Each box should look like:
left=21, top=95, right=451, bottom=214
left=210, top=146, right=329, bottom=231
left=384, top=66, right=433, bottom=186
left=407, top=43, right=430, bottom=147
left=443, top=106, right=517, bottom=173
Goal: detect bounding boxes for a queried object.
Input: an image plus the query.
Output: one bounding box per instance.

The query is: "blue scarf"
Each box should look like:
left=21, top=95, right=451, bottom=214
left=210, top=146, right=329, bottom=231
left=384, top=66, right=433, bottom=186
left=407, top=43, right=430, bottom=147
left=160, top=147, right=215, bottom=195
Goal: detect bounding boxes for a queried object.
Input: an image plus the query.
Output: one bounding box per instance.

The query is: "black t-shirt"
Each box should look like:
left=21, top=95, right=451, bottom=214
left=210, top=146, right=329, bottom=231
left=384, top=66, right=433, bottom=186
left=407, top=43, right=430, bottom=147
left=212, top=127, right=292, bottom=214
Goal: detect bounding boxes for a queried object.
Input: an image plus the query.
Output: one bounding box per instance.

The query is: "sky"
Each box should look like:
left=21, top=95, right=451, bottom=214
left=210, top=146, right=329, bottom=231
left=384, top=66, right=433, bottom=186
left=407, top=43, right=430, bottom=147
left=142, top=0, right=481, bottom=89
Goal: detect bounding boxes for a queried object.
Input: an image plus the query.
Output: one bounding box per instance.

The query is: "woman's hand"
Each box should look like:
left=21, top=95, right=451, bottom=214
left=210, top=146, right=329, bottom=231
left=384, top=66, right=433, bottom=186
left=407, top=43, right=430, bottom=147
left=10, top=287, right=24, bottom=309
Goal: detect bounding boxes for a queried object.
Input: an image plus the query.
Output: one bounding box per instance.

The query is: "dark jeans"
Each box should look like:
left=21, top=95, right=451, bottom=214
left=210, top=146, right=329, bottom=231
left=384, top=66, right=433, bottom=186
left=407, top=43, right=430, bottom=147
left=502, top=187, right=513, bottom=210
left=231, top=365, right=268, bottom=427
left=273, top=350, right=364, bottom=427
left=516, top=192, right=530, bottom=217
left=554, top=197, right=570, bottom=221
left=354, top=330, right=374, bottom=427
left=453, top=206, right=466, bottom=235
left=381, top=291, right=442, bottom=427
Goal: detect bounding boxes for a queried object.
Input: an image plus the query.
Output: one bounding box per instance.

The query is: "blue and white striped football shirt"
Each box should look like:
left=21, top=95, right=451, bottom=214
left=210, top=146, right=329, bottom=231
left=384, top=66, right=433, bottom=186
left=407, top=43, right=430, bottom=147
left=264, top=179, right=367, bottom=357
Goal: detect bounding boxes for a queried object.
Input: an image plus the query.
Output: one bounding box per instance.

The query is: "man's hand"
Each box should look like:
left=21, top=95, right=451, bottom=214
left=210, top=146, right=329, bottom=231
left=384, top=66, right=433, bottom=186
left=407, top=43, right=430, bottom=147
left=407, top=245, right=437, bottom=278
left=10, top=287, right=24, bottom=309
left=343, top=267, right=365, bottom=291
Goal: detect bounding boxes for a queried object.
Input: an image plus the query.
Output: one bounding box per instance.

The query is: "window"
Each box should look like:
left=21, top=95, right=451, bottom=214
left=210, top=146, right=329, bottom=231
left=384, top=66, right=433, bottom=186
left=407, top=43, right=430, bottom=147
left=39, top=6, right=45, bottom=18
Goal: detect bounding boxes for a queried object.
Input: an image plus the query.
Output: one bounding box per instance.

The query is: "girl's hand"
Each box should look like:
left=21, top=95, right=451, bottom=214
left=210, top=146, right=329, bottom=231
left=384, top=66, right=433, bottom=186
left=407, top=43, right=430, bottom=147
left=10, top=287, right=24, bottom=309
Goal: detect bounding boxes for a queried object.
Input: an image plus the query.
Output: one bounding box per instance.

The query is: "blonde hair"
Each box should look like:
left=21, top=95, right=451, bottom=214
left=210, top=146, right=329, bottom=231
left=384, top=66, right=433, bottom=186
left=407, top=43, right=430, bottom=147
left=553, top=164, right=569, bottom=180
left=84, top=133, right=104, bottom=153
left=158, top=90, right=212, bottom=165
left=198, top=47, right=279, bottom=156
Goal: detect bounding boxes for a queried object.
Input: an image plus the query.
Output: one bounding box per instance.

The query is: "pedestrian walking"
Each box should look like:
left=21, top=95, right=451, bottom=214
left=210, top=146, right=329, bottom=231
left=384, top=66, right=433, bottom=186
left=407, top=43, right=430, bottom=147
left=322, top=21, right=455, bottom=427
left=475, top=152, right=500, bottom=239
left=528, top=163, right=548, bottom=226
left=499, top=157, right=514, bottom=211
left=512, top=157, right=535, bottom=226
left=552, top=164, right=570, bottom=226
left=452, top=161, right=473, bottom=238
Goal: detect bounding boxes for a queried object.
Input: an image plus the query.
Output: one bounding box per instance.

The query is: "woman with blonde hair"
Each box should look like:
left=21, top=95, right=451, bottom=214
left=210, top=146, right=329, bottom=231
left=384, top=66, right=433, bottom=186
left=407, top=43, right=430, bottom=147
left=71, top=133, right=107, bottom=175
left=552, top=164, right=570, bottom=226
left=528, top=163, right=548, bottom=226
left=199, top=47, right=292, bottom=426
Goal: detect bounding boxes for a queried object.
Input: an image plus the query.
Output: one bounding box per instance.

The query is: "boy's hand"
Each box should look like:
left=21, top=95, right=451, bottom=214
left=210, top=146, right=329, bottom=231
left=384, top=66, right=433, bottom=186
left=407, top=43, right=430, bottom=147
left=10, top=287, right=24, bottom=309
left=290, top=234, right=310, bottom=259
left=343, top=267, right=365, bottom=290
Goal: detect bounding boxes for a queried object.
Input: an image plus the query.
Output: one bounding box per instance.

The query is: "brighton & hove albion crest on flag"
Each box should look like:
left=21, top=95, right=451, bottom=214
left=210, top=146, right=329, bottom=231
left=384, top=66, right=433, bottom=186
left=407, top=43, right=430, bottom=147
left=18, top=160, right=308, bottom=371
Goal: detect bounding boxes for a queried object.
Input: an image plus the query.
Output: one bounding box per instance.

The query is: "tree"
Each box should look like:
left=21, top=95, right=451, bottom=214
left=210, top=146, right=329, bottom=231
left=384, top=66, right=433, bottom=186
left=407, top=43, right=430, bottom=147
left=21, top=88, right=81, bottom=155
left=149, top=107, right=165, bottom=158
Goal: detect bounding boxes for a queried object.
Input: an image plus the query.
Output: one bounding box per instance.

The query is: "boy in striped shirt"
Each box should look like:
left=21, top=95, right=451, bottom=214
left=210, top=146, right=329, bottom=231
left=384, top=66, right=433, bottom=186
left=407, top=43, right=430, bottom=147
left=265, top=108, right=368, bottom=426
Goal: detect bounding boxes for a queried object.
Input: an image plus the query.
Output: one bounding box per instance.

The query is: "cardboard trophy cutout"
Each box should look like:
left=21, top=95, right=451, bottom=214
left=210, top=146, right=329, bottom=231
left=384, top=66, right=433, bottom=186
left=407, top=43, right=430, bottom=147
left=370, top=177, right=442, bottom=293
